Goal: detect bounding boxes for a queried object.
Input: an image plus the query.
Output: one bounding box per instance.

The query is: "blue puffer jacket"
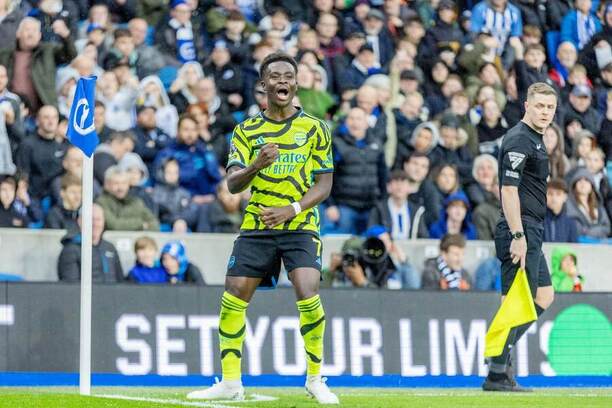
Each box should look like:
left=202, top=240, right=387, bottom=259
left=154, top=141, right=222, bottom=196
left=428, top=191, right=478, bottom=240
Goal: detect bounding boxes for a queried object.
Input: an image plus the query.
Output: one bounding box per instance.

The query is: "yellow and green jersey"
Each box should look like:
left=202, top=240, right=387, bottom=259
left=227, top=108, right=333, bottom=234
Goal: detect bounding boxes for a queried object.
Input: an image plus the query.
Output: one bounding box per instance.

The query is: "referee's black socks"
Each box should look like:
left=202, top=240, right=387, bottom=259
left=488, top=303, right=546, bottom=376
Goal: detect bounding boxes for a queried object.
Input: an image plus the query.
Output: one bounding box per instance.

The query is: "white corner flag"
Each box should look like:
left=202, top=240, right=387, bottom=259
left=66, top=76, right=99, bottom=395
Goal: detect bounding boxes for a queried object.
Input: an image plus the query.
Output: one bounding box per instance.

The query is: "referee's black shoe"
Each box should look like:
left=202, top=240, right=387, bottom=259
left=482, top=373, right=532, bottom=392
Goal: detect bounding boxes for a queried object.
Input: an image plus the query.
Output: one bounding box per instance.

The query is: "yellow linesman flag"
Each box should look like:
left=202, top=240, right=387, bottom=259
left=485, top=268, right=538, bottom=357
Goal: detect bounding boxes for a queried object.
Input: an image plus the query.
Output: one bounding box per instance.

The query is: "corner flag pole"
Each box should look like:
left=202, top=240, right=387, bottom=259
left=65, top=76, right=99, bottom=396
left=79, top=153, right=94, bottom=395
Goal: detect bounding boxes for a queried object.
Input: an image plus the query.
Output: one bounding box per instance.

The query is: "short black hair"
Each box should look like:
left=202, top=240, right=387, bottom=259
left=388, top=170, right=409, bottom=182
left=440, top=233, right=466, bottom=252
left=259, top=51, right=298, bottom=78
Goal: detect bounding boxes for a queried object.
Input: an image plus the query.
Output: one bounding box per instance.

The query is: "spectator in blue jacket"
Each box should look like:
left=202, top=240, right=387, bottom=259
left=127, top=236, right=167, bottom=283
left=561, top=0, right=602, bottom=51
left=132, top=105, right=171, bottom=176
left=161, top=240, right=205, bottom=285
left=341, top=44, right=383, bottom=93
left=545, top=178, right=579, bottom=242
left=428, top=190, right=478, bottom=240
left=154, top=114, right=222, bottom=205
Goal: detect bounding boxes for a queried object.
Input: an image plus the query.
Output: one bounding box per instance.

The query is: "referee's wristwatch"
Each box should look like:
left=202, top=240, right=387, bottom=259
left=511, top=231, right=525, bottom=240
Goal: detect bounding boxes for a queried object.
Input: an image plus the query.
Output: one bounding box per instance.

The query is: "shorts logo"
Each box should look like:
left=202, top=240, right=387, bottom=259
left=295, top=132, right=307, bottom=146
left=228, top=256, right=236, bottom=269
left=508, top=152, right=525, bottom=169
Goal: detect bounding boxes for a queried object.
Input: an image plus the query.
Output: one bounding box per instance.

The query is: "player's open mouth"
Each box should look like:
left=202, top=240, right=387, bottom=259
left=276, top=88, right=290, bottom=101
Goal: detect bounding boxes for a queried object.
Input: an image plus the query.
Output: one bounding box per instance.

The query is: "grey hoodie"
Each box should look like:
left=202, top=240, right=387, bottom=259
left=409, top=121, right=440, bottom=154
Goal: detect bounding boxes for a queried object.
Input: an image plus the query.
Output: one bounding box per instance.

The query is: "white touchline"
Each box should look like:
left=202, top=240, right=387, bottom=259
left=96, top=393, right=278, bottom=407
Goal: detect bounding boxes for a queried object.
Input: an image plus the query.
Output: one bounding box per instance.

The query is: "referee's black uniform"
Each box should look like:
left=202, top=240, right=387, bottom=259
left=495, top=121, right=552, bottom=297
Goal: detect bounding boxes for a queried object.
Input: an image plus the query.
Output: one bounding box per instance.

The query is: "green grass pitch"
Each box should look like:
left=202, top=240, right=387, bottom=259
left=0, top=387, right=611, bottom=407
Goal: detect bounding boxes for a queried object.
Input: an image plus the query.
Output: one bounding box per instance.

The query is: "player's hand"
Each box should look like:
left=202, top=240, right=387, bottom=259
left=510, top=236, right=527, bottom=270
left=259, top=205, right=295, bottom=228
left=253, top=143, right=279, bottom=171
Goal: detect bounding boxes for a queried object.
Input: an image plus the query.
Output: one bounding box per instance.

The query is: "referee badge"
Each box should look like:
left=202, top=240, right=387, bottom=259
left=295, top=132, right=307, bottom=146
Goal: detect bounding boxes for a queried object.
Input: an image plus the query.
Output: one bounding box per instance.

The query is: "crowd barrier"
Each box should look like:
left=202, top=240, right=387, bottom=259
left=0, top=228, right=610, bottom=291
left=0, top=283, right=609, bottom=386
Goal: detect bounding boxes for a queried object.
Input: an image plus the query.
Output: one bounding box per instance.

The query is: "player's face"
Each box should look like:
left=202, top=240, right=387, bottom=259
left=262, top=61, right=297, bottom=108
left=526, top=93, right=557, bottom=132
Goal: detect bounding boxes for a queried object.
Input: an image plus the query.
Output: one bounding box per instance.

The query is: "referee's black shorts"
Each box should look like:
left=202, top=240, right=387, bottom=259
left=495, top=220, right=552, bottom=297
left=226, top=232, right=322, bottom=288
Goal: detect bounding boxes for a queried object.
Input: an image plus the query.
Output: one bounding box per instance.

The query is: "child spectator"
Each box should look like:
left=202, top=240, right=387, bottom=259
left=551, top=247, right=584, bottom=292
left=151, top=158, right=196, bottom=232
left=96, top=166, right=159, bottom=231
left=45, top=174, right=80, bottom=231
left=195, top=177, right=247, bottom=233
left=430, top=163, right=462, bottom=224
left=161, top=240, right=205, bottom=285
left=127, top=236, right=167, bottom=283
left=93, top=131, right=135, bottom=186
left=429, top=191, right=478, bottom=240
left=422, top=233, right=471, bottom=290
left=512, top=40, right=552, bottom=103
left=0, top=175, right=28, bottom=227
left=544, top=179, right=579, bottom=243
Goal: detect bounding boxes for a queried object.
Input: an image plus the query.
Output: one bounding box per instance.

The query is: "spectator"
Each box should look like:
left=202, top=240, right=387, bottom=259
left=429, top=190, right=478, bottom=240
left=446, top=90, right=479, bottom=156
left=599, top=90, right=612, bottom=158
left=15, top=105, right=67, bottom=201
left=154, top=114, right=222, bottom=203
left=296, top=63, right=335, bottom=120
left=551, top=246, right=584, bottom=292
left=213, top=10, right=253, bottom=66
left=401, top=121, right=440, bottom=166
left=160, top=240, right=205, bottom=285
left=93, top=130, right=135, bottom=186
left=55, top=65, right=79, bottom=118
left=362, top=8, right=394, bottom=66
left=316, top=12, right=343, bottom=59
left=45, top=174, right=80, bottom=231
left=168, top=61, right=204, bottom=114
left=195, top=177, right=247, bottom=233
left=421, top=0, right=464, bottom=65
left=127, top=18, right=166, bottom=78
left=0, top=0, right=24, bottom=46
left=429, top=113, right=474, bottom=183
left=127, top=236, right=167, bottom=284
left=550, top=41, right=578, bottom=88
left=512, top=40, right=554, bottom=104
left=341, top=44, right=383, bottom=92
left=151, top=158, right=196, bottom=232
left=93, top=101, right=114, bottom=144
left=422, top=233, right=471, bottom=290
left=430, top=163, right=462, bottom=222
left=117, top=152, right=157, bottom=216
left=368, top=170, right=429, bottom=239
left=28, top=0, right=78, bottom=45
left=0, top=16, right=76, bottom=113
left=0, top=71, right=19, bottom=176
left=96, top=166, right=159, bottom=231
left=203, top=40, right=244, bottom=111
left=96, top=69, right=137, bottom=132
left=155, top=0, right=204, bottom=66
left=0, top=175, right=28, bottom=227
left=585, top=147, right=612, bottom=218
left=324, top=107, right=386, bottom=235
left=469, top=154, right=500, bottom=240
left=561, top=85, right=603, bottom=135
left=544, top=178, right=579, bottom=243
left=0, top=63, right=24, bottom=155
left=401, top=152, right=440, bottom=225
left=473, top=257, right=502, bottom=291
left=50, top=146, right=100, bottom=204
left=391, top=91, right=425, bottom=169
left=356, top=83, right=389, bottom=144
left=191, top=77, right=236, bottom=141
left=332, top=30, right=366, bottom=94
left=566, top=167, right=611, bottom=240
left=131, top=105, right=171, bottom=176
left=544, top=123, right=570, bottom=180
left=185, top=102, right=229, bottom=166
left=475, top=98, right=507, bottom=156
left=569, top=129, right=596, bottom=169
left=560, top=0, right=602, bottom=51
left=137, top=75, right=179, bottom=138
left=57, top=203, right=124, bottom=282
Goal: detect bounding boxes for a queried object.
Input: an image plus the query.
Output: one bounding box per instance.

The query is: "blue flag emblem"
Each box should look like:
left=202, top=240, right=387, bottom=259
left=66, top=76, right=99, bottom=157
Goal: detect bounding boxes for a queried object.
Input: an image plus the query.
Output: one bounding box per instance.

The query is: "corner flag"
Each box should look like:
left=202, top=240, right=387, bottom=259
left=484, top=268, right=538, bottom=357
left=66, top=76, right=98, bottom=157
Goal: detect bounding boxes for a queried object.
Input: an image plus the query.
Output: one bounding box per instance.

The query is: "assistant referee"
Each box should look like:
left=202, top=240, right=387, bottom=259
left=483, top=82, right=558, bottom=392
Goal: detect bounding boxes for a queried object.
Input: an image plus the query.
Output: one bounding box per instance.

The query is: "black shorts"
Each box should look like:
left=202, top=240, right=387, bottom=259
left=226, top=232, right=322, bottom=288
left=495, top=220, right=552, bottom=296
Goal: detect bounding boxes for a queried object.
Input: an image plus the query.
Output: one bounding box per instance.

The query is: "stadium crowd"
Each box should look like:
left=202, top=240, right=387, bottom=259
left=0, top=0, right=609, bottom=287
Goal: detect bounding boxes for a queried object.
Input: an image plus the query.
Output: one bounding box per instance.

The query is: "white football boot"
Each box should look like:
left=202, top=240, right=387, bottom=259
left=305, top=376, right=340, bottom=404
left=186, top=377, right=245, bottom=400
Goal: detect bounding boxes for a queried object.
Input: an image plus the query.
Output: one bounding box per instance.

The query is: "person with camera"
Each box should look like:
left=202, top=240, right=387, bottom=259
left=322, top=226, right=416, bottom=289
